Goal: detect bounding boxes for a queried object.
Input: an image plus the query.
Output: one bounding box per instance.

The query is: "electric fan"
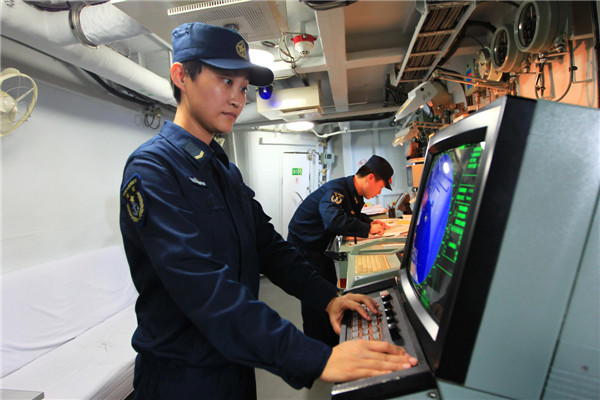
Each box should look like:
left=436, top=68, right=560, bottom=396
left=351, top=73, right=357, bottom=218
left=1, top=68, right=38, bottom=136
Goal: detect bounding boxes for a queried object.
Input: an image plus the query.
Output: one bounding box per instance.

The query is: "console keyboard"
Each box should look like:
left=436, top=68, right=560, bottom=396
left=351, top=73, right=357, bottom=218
left=355, top=254, right=391, bottom=274
left=334, top=280, right=434, bottom=400
left=349, top=306, right=383, bottom=341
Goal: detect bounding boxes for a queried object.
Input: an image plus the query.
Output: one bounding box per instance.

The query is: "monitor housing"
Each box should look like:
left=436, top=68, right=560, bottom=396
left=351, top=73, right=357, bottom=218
left=398, top=95, right=599, bottom=399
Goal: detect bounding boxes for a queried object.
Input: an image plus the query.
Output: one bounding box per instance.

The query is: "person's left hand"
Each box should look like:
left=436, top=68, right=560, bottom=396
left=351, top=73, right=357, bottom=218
left=325, top=293, right=381, bottom=334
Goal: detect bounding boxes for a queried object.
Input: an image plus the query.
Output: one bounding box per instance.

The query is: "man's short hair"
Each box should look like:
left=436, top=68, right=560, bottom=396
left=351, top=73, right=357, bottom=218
left=172, top=60, right=205, bottom=103
left=356, top=165, right=383, bottom=182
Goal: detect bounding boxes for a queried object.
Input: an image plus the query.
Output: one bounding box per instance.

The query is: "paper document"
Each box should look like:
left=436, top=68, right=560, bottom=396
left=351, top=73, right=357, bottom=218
left=362, top=205, right=387, bottom=215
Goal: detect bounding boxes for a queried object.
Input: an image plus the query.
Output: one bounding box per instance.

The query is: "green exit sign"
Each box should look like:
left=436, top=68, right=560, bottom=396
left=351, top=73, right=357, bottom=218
left=292, top=168, right=303, bottom=176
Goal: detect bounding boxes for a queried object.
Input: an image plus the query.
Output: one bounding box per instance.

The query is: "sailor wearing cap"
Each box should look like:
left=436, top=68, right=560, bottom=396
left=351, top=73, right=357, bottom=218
left=287, top=155, right=395, bottom=347
left=119, top=23, right=415, bottom=399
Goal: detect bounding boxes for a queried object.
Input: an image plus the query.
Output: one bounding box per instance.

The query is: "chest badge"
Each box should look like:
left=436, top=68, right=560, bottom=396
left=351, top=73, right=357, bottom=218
left=189, top=176, right=207, bottom=187
left=331, top=192, right=344, bottom=205
left=122, top=174, right=146, bottom=225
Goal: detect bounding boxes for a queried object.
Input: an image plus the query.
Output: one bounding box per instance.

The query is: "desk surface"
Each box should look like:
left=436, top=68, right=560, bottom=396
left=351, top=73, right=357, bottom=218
left=1, top=389, right=44, bottom=400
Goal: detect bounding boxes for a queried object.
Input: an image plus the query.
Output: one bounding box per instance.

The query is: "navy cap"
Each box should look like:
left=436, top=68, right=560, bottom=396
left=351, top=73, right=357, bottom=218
left=172, top=22, right=274, bottom=87
left=365, top=155, right=394, bottom=190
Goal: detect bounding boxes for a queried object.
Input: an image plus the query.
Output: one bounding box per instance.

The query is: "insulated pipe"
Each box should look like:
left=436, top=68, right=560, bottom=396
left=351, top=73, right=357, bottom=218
left=17, top=2, right=148, bottom=47
left=77, top=2, right=148, bottom=47
left=1, top=0, right=175, bottom=106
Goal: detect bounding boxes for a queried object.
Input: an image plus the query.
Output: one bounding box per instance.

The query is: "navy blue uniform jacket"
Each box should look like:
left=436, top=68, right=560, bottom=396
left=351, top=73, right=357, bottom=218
left=120, top=121, right=337, bottom=396
left=288, top=176, right=373, bottom=252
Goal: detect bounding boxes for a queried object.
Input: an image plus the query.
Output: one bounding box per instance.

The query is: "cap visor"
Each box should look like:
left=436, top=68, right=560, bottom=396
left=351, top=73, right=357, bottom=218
left=203, top=58, right=274, bottom=87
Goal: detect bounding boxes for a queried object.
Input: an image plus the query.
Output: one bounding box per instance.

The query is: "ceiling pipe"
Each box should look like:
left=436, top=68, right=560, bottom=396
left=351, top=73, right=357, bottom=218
left=1, top=0, right=175, bottom=106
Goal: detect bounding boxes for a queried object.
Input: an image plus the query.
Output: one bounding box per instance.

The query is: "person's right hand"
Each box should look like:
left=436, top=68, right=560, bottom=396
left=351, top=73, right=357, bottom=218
left=319, top=340, right=418, bottom=383
left=369, top=222, right=385, bottom=236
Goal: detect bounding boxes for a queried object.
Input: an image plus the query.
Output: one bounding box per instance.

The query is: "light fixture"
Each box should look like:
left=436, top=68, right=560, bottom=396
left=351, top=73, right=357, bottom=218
left=285, top=121, right=314, bottom=131
left=392, top=125, right=419, bottom=147
left=248, top=48, right=275, bottom=68
left=258, top=85, right=273, bottom=100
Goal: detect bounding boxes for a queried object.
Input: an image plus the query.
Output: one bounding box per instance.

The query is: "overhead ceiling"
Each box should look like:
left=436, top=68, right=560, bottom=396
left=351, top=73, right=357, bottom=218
left=111, top=0, right=426, bottom=124
left=2, top=0, right=516, bottom=127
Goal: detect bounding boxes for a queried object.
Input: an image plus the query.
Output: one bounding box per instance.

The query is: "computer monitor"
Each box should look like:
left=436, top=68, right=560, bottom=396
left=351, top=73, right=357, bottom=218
left=408, top=142, right=483, bottom=325
left=396, top=95, right=599, bottom=398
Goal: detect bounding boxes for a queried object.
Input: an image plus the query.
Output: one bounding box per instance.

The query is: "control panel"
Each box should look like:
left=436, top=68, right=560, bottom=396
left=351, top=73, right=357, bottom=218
left=332, top=278, right=435, bottom=400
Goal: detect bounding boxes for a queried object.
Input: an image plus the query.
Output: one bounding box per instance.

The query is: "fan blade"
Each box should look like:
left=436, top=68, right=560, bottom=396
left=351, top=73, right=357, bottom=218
left=15, top=87, right=36, bottom=103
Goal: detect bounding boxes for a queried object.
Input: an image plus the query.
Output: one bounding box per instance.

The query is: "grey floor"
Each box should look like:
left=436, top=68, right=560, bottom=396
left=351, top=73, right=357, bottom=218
left=256, top=276, right=334, bottom=400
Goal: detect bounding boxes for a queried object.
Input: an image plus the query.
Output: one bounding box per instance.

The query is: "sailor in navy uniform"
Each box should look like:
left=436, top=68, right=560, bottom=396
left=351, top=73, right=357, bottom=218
left=287, top=155, right=394, bottom=347
left=120, top=23, right=416, bottom=400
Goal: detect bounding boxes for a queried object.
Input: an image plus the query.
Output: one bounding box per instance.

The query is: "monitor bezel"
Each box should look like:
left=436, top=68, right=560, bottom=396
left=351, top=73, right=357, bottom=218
left=399, top=95, right=538, bottom=383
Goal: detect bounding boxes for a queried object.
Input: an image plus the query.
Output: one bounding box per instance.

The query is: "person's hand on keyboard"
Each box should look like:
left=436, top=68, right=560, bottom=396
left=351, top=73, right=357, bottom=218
left=326, top=293, right=381, bottom=334
left=319, top=340, right=418, bottom=382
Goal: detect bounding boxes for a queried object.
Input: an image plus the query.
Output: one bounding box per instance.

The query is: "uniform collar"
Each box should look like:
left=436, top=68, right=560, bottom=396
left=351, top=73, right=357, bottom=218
left=160, top=121, right=230, bottom=166
left=345, top=175, right=362, bottom=205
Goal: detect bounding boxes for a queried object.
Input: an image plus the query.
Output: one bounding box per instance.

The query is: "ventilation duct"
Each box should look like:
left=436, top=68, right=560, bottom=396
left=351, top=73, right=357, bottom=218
left=1, top=0, right=175, bottom=106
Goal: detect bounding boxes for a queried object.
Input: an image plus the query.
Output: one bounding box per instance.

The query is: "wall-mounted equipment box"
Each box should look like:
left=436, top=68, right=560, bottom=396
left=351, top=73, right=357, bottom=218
left=257, top=85, right=322, bottom=122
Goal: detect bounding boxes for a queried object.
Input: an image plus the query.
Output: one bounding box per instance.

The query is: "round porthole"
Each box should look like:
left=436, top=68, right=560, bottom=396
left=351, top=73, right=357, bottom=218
left=475, top=47, right=502, bottom=81
left=514, top=0, right=565, bottom=54
left=491, top=24, right=527, bottom=73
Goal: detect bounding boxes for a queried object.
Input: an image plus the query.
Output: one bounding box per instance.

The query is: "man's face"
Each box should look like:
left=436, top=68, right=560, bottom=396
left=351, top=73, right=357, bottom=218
left=184, top=65, right=249, bottom=135
left=363, top=174, right=386, bottom=199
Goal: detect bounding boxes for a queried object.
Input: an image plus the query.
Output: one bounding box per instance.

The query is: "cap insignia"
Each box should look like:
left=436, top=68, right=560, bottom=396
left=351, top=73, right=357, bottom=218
left=236, top=40, right=249, bottom=60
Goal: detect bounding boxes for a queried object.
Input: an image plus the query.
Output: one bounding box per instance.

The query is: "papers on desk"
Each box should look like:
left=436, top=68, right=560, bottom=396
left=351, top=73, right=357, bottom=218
left=361, top=204, right=387, bottom=215
left=343, top=218, right=411, bottom=244
left=369, top=226, right=409, bottom=238
left=369, top=217, right=412, bottom=238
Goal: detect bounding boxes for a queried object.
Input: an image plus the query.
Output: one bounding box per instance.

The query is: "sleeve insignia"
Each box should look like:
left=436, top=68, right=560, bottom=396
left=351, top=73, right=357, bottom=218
left=331, top=192, right=344, bottom=205
left=122, top=174, right=146, bottom=225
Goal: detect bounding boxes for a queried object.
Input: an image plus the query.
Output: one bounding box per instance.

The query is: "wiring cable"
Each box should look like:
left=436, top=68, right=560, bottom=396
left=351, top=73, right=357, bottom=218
left=278, top=33, right=300, bottom=66
left=84, top=69, right=154, bottom=107
left=554, top=39, right=574, bottom=102
left=83, top=69, right=175, bottom=128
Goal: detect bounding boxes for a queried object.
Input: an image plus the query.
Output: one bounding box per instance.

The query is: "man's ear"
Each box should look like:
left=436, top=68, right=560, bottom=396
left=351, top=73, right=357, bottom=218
left=171, top=63, right=185, bottom=91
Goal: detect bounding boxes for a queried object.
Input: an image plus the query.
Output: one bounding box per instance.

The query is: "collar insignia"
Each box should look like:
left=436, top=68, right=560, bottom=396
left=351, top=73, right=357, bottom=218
left=183, top=140, right=205, bottom=161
